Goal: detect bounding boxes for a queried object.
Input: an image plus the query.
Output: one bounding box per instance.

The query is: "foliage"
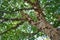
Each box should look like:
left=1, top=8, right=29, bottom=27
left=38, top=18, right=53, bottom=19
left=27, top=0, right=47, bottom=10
left=0, top=0, right=60, bottom=40
left=40, top=0, right=60, bottom=27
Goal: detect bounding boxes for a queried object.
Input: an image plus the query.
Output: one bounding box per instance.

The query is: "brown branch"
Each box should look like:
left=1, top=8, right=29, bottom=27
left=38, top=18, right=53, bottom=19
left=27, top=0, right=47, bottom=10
left=0, top=13, right=33, bottom=23
left=0, top=9, right=36, bottom=23
left=0, top=10, right=37, bottom=35
left=0, top=7, right=38, bottom=23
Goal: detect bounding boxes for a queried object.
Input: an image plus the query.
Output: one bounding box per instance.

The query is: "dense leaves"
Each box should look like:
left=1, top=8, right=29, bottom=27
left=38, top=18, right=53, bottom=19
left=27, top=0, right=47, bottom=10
left=0, top=0, right=60, bottom=40
left=40, top=0, right=60, bottom=27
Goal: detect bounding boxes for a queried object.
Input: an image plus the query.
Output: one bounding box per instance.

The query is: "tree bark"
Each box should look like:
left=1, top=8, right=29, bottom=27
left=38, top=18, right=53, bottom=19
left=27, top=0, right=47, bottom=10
left=24, top=0, right=60, bottom=40
left=35, top=10, right=60, bottom=40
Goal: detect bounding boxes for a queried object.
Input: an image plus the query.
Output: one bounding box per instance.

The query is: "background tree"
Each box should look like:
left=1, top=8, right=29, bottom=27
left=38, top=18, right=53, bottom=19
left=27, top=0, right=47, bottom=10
left=0, top=0, right=60, bottom=40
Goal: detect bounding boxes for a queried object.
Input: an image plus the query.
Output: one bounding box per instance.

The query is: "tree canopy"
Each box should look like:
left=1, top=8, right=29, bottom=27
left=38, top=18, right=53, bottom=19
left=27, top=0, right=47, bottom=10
left=0, top=0, right=60, bottom=40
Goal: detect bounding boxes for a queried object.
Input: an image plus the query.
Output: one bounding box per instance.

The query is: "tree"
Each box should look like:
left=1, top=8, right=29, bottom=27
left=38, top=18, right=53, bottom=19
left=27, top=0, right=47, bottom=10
left=0, top=0, right=60, bottom=40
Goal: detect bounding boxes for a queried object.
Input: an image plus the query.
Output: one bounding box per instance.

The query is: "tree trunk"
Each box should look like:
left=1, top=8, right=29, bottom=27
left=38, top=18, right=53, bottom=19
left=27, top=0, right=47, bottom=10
left=24, top=0, right=60, bottom=40
left=35, top=11, right=60, bottom=40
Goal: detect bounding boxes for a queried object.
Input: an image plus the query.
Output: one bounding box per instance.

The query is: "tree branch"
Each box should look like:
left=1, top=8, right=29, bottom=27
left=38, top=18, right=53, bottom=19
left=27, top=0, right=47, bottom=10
left=0, top=10, right=37, bottom=35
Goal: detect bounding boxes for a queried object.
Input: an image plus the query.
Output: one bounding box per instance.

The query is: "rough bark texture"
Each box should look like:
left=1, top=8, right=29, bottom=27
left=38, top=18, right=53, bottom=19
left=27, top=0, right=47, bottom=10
left=35, top=10, right=60, bottom=40
left=24, top=0, right=60, bottom=40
